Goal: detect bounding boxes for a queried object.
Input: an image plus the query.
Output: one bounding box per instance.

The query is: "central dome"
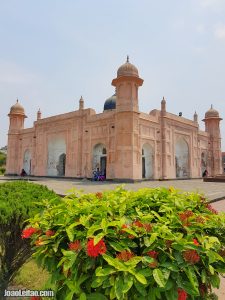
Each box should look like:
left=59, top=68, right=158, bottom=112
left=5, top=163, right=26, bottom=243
left=117, top=56, right=139, bottom=78
left=104, top=94, right=116, bottom=111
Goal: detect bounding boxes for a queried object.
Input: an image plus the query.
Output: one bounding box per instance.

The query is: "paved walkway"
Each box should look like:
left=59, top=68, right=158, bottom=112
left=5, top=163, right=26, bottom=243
left=1, top=176, right=225, bottom=299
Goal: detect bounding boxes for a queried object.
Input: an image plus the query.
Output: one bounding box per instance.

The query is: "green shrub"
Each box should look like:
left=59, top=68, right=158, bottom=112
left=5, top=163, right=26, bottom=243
left=0, top=151, right=6, bottom=167
left=27, top=187, right=225, bottom=300
left=0, top=181, right=59, bottom=294
left=0, top=167, right=6, bottom=175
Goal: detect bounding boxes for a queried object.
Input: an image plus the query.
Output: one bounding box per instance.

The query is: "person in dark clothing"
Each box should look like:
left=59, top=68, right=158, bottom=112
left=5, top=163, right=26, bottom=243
left=202, top=169, right=208, bottom=177
left=20, top=169, right=27, bottom=176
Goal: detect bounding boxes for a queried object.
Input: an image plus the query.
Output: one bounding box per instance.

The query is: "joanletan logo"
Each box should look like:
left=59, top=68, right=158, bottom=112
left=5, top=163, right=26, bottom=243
left=4, top=289, right=54, bottom=297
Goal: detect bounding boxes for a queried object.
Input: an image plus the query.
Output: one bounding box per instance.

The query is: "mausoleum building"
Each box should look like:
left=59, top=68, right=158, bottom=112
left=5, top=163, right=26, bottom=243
left=6, top=58, right=223, bottom=180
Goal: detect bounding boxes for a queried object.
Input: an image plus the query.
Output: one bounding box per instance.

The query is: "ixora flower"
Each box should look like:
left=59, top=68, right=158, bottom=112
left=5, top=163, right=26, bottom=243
left=95, top=192, right=103, bottom=199
left=205, top=203, right=218, bottom=214
left=87, top=239, right=106, bottom=257
left=21, top=227, right=38, bottom=239
left=35, top=238, right=44, bottom=246
left=183, top=249, right=200, bottom=264
left=45, top=230, right=55, bottom=237
left=69, top=240, right=82, bottom=252
left=116, top=250, right=134, bottom=261
left=177, top=288, right=187, bottom=300
left=193, top=238, right=199, bottom=246
left=30, top=297, right=42, bottom=300
left=147, top=250, right=159, bottom=259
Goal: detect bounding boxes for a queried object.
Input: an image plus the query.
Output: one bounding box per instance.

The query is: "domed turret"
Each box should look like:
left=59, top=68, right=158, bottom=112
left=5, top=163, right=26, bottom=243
left=117, top=56, right=139, bottom=78
left=205, top=105, right=220, bottom=119
left=9, top=99, right=26, bottom=116
left=103, top=94, right=116, bottom=111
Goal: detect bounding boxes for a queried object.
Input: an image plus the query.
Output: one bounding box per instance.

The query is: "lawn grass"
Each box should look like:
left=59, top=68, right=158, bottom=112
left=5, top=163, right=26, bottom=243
left=12, top=259, right=50, bottom=290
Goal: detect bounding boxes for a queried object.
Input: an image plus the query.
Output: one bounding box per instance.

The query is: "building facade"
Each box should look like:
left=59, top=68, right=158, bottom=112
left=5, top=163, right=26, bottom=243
left=6, top=58, right=223, bottom=180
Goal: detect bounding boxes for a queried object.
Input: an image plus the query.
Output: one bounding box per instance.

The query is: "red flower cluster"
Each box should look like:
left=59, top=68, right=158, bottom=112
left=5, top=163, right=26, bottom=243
left=95, top=192, right=103, bottom=199
left=22, top=227, right=38, bottom=239
left=195, top=216, right=205, bottom=224
left=183, top=249, right=200, bottom=264
left=87, top=239, right=106, bottom=257
left=177, top=288, right=187, bottom=300
left=116, top=250, right=134, bottom=261
left=69, top=240, right=82, bottom=252
left=149, top=261, right=158, bottom=268
left=205, top=204, right=218, bottom=214
left=46, top=230, right=55, bottom=237
left=120, top=224, right=135, bottom=239
left=132, top=220, right=143, bottom=227
left=30, top=297, right=42, bottom=300
left=179, top=210, right=194, bottom=226
left=147, top=250, right=159, bottom=259
left=166, top=240, right=173, bottom=248
left=193, top=239, right=199, bottom=246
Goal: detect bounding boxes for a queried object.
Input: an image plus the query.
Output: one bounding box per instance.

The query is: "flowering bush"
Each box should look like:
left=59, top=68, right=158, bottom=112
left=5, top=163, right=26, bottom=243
left=27, top=187, right=225, bottom=299
left=0, top=181, right=58, bottom=292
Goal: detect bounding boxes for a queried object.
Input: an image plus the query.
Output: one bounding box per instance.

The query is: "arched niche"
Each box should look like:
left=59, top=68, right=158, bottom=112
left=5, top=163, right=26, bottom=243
left=175, top=138, right=189, bottom=178
left=47, top=138, right=66, bottom=176
left=23, top=150, right=31, bottom=175
left=142, top=143, right=154, bottom=179
left=93, top=143, right=107, bottom=177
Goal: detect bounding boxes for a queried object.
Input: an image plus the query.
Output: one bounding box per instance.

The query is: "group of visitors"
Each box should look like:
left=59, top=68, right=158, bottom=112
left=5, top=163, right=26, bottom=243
left=92, top=168, right=106, bottom=181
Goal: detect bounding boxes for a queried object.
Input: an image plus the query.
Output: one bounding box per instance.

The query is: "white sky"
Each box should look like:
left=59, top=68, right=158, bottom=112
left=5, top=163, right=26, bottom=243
left=0, top=0, right=225, bottom=149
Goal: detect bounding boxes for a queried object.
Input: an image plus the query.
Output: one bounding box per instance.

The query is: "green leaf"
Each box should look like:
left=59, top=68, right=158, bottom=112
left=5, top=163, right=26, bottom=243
left=209, top=265, right=215, bottom=275
left=184, top=266, right=199, bottom=294
left=79, top=293, right=87, bottom=300
left=115, top=276, right=124, bottom=299
left=201, top=269, right=206, bottom=283
left=134, top=272, right=147, bottom=285
left=134, top=280, right=147, bottom=296
left=210, top=274, right=220, bottom=288
left=95, top=266, right=116, bottom=276
left=66, top=227, right=74, bottom=242
left=87, top=293, right=108, bottom=300
left=122, top=274, right=133, bottom=293
left=122, top=227, right=138, bottom=237
left=153, top=269, right=166, bottom=288
left=109, top=241, right=124, bottom=252
left=102, top=254, right=128, bottom=271
left=148, top=233, right=158, bottom=246
left=142, top=256, right=154, bottom=264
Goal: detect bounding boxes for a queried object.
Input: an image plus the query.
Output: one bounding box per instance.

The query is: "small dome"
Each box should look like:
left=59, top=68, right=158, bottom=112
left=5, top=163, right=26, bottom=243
left=103, top=94, right=116, bottom=111
left=9, top=100, right=25, bottom=115
left=117, top=56, right=139, bottom=78
left=205, top=105, right=219, bottom=119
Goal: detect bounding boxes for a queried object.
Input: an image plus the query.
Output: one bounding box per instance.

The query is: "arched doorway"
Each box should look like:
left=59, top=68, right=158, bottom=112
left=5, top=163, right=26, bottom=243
left=93, top=144, right=107, bottom=178
left=175, top=138, right=189, bottom=178
left=201, top=151, right=207, bottom=176
left=142, top=144, right=154, bottom=179
left=47, top=138, right=66, bottom=176
left=23, top=150, right=31, bottom=175
left=57, top=153, right=66, bottom=176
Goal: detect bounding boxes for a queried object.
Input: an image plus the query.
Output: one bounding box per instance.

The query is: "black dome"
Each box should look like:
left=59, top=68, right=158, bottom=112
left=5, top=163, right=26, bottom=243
left=103, top=94, right=116, bottom=111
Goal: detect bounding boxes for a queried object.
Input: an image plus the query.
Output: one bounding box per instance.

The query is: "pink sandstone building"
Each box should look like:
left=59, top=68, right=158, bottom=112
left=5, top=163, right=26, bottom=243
left=6, top=58, right=223, bottom=180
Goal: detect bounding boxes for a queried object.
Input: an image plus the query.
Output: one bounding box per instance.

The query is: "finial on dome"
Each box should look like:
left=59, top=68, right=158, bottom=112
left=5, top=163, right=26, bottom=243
left=161, top=96, right=166, bottom=112
left=194, top=111, right=198, bottom=122
left=126, top=55, right=129, bottom=63
left=211, top=104, right=213, bottom=109
left=37, top=108, right=42, bottom=120
left=16, top=98, right=18, bottom=103
left=79, top=96, right=84, bottom=110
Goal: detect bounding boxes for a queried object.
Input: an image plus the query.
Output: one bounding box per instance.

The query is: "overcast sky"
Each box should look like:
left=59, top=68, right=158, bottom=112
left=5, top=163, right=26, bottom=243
left=1, top=0, right=225, bottom=149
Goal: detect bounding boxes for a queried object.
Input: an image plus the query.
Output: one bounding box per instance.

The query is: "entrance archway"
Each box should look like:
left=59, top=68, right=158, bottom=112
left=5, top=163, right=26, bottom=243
left=93, top=144, right=107, bottom=177
left=23, top=150, right=31, bottom=175
left=142, top=144, right=154, bottom=179
left=175, top=138, right=189, bottom=178
left=201, top=151, right=207, bottom=176
left=47, top=138, right=66, bottom=176
left=57, top=153, right=66, bottom=176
